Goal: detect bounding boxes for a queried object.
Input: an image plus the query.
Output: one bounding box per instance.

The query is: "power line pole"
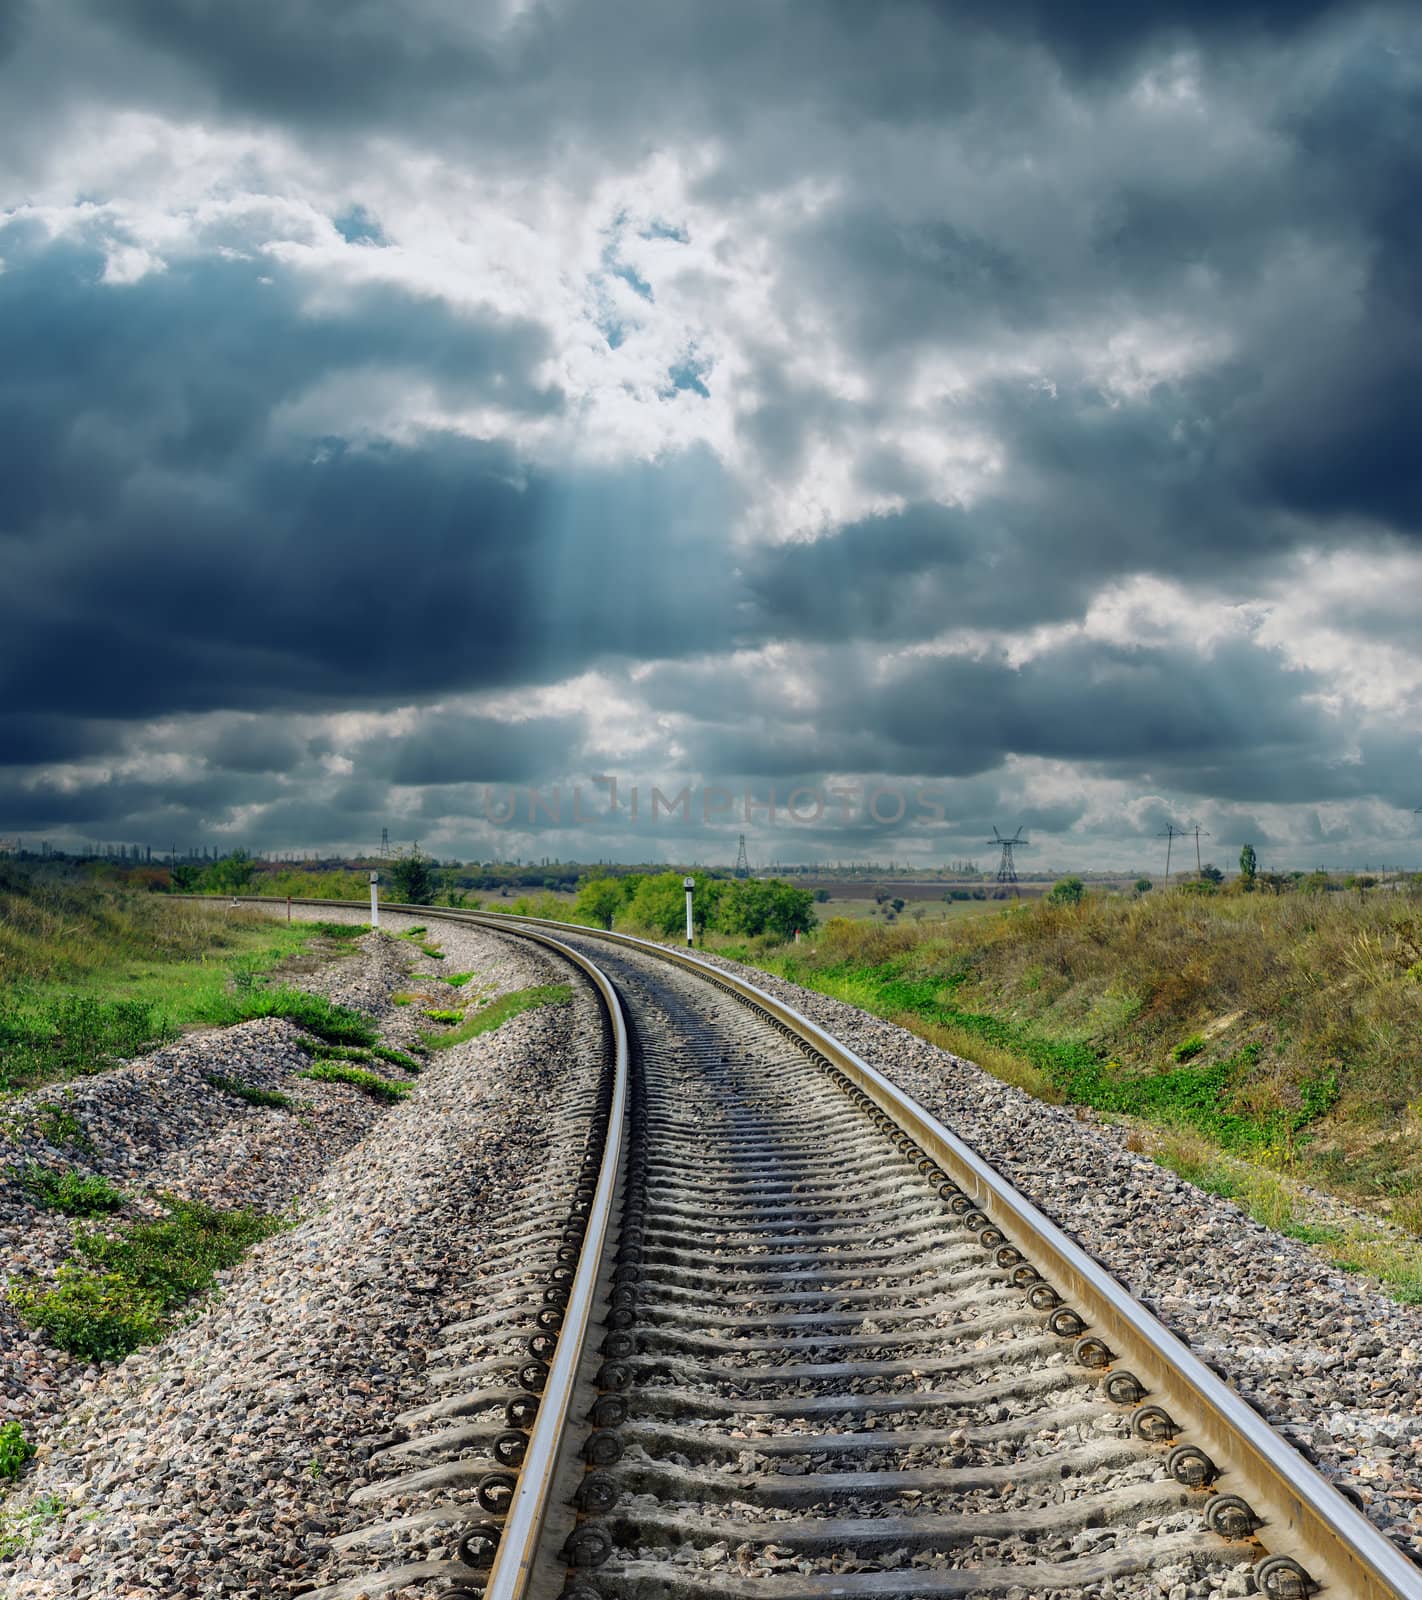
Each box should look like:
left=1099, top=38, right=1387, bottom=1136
left=1157, top=824, right=1183, bottom=881
left=1192, top=825, right=1210, bottom=876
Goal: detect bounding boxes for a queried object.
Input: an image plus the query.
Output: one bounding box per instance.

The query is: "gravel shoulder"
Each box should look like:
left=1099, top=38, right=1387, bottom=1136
left=4, top=912, right=598, bottom=1598
left=687, top=945, right=1422, bottom=1565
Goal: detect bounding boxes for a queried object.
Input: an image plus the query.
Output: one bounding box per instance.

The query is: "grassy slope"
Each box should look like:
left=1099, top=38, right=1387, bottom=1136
left=0, top=865, right=368, bottom=1092
left=719, top=887, right=1422, bottom=1301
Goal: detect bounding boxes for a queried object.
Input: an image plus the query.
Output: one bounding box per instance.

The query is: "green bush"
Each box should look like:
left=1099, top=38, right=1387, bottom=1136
left=296, top=1040, right=421, bottom=1072
left=10, top=1197, right=290, bottom=1360
left=8, top=1267, right=166, bottom=1361
left=0, top=1421, right=36, bottom=1481
left=1047, top=877, right=1085, bottom=906
left=17, top=1165, right=126, bottom=1216
left=1172, top=1034, right=1205, bottom=1062
left=203, top=1073, right=294, bottom=1109
left=298, top=1061, right=410, bottom=1102
left=388, top=850, right=436, bottom=905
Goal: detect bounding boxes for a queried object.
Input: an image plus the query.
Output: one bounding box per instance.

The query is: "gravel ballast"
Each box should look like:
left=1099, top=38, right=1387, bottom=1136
left=1, top=912, right=599, bottom=1598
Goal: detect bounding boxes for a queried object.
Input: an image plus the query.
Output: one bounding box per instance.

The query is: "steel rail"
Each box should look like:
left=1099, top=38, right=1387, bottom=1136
left=231, top=896, right=1422, bottom=1599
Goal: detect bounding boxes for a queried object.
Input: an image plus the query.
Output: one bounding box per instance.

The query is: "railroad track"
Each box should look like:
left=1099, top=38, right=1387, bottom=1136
left=244, top=900, right=1421, bottom=1600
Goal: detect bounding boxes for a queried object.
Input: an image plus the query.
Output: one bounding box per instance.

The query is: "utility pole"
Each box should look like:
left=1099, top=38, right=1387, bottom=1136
left=1157, top=824, right=1183, bottom=881
left=1192, top=825, right=1210, bottom=876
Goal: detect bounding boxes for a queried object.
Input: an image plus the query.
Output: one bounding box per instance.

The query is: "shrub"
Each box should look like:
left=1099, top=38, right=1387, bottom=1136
left=0, top=1421, right=36, bottom=1481
left=388, top=850, right=435, bottom=905
left=17, top=1165, right=126, bottom=1216
left=298, top=1061, right=410, bottom=1102
left=423, top=1008, right=463, bottom=1024
left=8, top=1267, right=166, bottom=1361
left=1172, top=1035, right=1206, bottom=1063
left=1047, top=877, right=1085, bottom=906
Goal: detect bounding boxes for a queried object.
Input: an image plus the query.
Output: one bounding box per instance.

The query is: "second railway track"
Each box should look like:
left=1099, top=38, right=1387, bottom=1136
left=265, top=902, right=1420, bottom=1600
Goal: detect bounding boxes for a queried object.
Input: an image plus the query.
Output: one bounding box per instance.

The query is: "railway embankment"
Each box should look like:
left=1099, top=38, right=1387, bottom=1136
left=2, top=912, right=595, bottom=1595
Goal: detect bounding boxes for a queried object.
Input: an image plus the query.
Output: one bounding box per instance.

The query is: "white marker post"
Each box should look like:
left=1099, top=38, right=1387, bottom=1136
left=683, top=876, right=695, bottom=948
left=369, top=870, right=380, bottom=929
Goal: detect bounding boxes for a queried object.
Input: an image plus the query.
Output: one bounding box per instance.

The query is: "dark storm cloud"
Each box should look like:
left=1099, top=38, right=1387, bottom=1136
left=0, top=231, right=739, bottom=720
left=0, top=716, right=129, bottom=767
left=357, top=712, right=585, bottom=786
left=659, top=632, right=1337, bottom=790
left=4, top=1, right=1421, bottom=860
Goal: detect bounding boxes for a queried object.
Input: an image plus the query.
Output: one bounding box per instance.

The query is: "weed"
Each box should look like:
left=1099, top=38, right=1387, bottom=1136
left=307, top=922, right=370, bottom=941
left=1172, top=1034, right=1205, bottom=1062
left=417, top=945, right=446, bottom=961
left=7, top=1196, right=288, bottom=1362
left=369, top=1044, right=422, bottom=1072
left=8, top=1267, right=166, bottom=1361
left=0, top=1492, right=65, bottom=1558
left=27, top=1103, right=92, bottom=1155
left=229, top=988, right=376, bottom=1046
left=298, top=1062, right=410, bottom=1103
left=296, top=1040, right=420, bottom=1073
left=444, top=972, right=476, bottom=987
left=203, top=1073, right=294, bottom=1110
left=422, top=985, right=572, bottom=1051
left=74, top=1198, right=288, bottom=1309
left=16, top=1165, right=126, bottom=1217
left=0, top=1421, right=35, bottom=1481
left=398, top=927, right=428, bottom=938
left=0, top=993, right=172, bottom=1092
left=422, top=1009, right=463, bottom=1024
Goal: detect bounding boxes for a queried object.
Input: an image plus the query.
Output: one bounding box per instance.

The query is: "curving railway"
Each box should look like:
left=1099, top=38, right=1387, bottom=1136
left=248, top=901, right=1421, bottom=1600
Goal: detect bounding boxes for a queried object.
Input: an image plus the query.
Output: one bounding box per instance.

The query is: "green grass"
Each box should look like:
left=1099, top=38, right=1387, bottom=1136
left=297, top=1061, right=410, bottom=1102
left=0, top=1422, right=35, bottom=1482
left=369, top=1044, right=423, bottom=1072
left=1148, top=1129, right=1422, bottom=1305
left=0, top=868, right=372, bottom=1093
left=417, top=944, right=445, bottom=960
left=422, top=1008, right=463, bottom=1024
left=15, top=1165, right=126, bottom=1217
left=7, top=1197, right=288, bottom=1362
left=444, top=971, right=476, bottom=987
left=203, top=1073, right=295, bottom=1110
left=296, top=1040, right=423, bottom=1074
left=422, top=984, right=571, bottom=1051
left=727, top=893, right=1422, bottom=1302
left=223, top=987, right=375, bottom=1045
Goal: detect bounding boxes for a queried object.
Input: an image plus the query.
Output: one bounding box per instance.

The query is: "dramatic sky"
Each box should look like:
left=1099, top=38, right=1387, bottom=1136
left=3, top=0, right=1420, bottom=870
